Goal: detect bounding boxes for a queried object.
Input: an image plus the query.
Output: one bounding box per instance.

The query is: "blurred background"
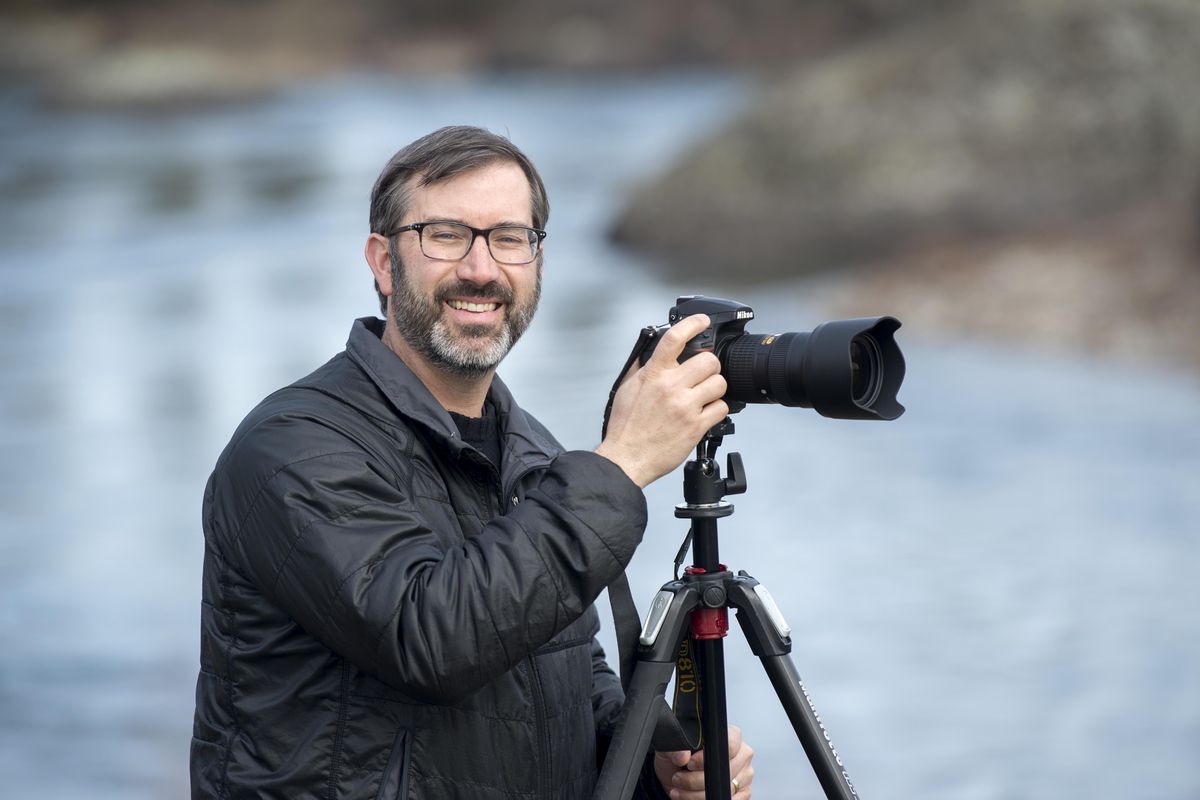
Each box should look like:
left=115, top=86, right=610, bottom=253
left=1, top=1, right=1198, bottom=797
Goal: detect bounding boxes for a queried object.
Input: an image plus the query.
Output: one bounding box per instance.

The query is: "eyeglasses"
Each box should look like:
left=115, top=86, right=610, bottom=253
left=389, top=221, right=547, bottom=265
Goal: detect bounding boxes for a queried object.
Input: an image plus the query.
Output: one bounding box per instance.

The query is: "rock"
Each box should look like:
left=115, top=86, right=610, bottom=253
left=805, top=199, right=1200, bottom=372
left=610, top=0, right=1200, bottom=281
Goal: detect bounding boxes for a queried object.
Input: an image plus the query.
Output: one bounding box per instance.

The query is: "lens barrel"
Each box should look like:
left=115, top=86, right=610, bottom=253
left=720, top=317, right=905, bottom=420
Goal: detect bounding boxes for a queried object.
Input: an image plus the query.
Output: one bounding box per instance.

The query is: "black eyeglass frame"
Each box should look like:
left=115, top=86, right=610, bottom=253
left=388, top=221, right=547, bottom=265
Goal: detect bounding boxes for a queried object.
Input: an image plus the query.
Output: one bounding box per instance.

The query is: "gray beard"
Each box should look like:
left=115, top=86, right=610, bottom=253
left=388, top=252, right=541, bottom=377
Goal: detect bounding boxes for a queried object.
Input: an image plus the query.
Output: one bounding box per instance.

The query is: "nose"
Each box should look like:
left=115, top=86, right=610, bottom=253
left=454, top=232, right=502, bottom=284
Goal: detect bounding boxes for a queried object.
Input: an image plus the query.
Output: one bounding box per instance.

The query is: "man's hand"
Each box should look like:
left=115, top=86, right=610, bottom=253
left=654, top=724, right=755, bottom=799
left=595, top=314, right=729, bottom=488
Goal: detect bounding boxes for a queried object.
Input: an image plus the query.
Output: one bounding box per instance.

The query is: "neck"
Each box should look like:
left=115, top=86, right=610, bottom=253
left=381, top=323, right=494, bottom=417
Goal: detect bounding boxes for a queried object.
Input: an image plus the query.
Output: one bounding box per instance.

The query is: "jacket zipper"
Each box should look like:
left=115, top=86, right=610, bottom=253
left=492, top=456, right=554, bottom=796
left=502, top=465, right=541, bottom=513
left=526, top=656, right=552, bottom=799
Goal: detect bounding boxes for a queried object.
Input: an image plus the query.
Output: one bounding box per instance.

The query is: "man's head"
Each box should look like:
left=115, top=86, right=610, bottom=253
left=365, top=126, right=549, bottom=378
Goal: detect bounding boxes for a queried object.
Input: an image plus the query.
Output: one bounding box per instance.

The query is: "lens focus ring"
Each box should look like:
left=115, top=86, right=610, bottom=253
left=722, top=335, right=762, bottom=402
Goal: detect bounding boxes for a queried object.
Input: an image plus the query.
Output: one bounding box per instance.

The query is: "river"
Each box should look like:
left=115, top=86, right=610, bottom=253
left=0, top=73, right=1197, bottom=799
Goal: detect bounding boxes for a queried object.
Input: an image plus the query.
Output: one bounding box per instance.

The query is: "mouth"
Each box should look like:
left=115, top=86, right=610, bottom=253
left=448, top=298, right=499, bottom=314
left=446, top=299, right=502, bottom=314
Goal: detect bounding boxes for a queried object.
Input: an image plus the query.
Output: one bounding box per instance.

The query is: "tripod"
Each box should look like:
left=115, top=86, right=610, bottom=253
left=593, top=423, right=861, bottom=800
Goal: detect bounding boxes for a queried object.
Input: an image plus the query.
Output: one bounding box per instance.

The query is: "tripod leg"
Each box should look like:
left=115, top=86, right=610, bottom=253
left=695, top=637, right=731, bottom=797
left=594, top=583, right=700, bottom=800
left=760, top=654, right=860, bottom=800
left=594, top=659, right=678, bottom=800
left=728, top=573, right=862, bottom=800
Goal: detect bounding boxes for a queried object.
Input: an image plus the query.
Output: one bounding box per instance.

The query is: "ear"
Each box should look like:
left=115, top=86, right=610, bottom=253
left=365, top=233, right=394, bottom=297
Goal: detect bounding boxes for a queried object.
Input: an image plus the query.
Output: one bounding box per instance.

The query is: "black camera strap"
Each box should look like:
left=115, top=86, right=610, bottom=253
left=608, top=554, right=703, bottom=753
left=600, top=325, right=658, bottom=442
left=601, top=323, right=659, bottom=698
left=602, top=325, right=701, bottom=754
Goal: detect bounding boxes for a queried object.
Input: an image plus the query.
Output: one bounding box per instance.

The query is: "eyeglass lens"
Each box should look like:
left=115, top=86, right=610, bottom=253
left=420, top=222, right=539, bottom=264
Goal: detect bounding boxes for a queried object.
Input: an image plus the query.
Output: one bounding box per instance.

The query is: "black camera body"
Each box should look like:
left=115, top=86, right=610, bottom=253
left=639, top=296, right=905, bottom=420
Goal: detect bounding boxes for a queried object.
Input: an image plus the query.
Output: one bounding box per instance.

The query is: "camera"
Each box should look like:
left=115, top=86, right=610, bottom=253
left=639, top=296, right=905, bottom=420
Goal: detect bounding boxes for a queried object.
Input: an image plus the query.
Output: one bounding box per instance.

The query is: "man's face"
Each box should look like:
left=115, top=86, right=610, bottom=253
left=387, top=161, right=542, bottom=377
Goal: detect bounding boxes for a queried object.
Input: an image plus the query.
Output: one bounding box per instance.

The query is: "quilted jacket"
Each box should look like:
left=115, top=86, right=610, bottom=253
left=191, top=317, right=651, bottom=798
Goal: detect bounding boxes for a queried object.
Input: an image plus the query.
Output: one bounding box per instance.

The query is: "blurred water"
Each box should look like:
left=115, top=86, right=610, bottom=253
left=0, top=74, right=1197, bottom=799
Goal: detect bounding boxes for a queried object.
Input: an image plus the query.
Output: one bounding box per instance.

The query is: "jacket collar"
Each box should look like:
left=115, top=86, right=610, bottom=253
left=345, top=317, right=559, bottom=477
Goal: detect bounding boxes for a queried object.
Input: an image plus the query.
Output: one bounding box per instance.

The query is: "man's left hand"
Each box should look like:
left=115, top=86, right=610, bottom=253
left=654, top=724, right=754, bottom=799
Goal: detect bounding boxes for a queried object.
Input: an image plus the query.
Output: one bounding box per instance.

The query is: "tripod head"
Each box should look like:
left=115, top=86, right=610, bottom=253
left=681, top=417, right=748, bottom=511
left=672, top=418, right=749, bottom=576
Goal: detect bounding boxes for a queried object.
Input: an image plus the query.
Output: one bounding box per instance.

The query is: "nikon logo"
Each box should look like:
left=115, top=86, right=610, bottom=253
left=736, top=310, right=753, bottom=319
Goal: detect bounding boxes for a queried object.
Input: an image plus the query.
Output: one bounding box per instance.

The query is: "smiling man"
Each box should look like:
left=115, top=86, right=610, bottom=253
left=191, top=126, right=754, bottom=799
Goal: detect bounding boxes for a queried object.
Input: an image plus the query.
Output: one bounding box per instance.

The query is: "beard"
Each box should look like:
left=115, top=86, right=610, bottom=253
left=388, top=249, right=541, bottom=377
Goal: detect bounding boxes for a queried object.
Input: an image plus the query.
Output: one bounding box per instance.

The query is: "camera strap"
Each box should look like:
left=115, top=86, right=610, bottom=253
left=603, top=325, right=703, bottom=753
left=609, top=566, right=703, bottom=753
left=600, top=325, right=658, bottom=697
left=600, top=325, right=658, bottom=442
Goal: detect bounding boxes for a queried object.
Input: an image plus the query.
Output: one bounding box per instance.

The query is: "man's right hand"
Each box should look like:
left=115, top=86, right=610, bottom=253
left=595, top=314, right=729, bottom=488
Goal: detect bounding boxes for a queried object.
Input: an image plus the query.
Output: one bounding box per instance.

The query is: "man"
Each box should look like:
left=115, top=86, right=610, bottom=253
left=191, top=126, right=755, bottom=798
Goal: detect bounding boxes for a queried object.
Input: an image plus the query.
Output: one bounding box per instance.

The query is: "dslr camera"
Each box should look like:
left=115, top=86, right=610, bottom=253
left=638, top=296, right=905, bottom=420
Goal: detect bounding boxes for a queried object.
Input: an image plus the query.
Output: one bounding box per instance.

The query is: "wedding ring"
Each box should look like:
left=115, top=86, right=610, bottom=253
left=732, top=776, right=742, bottom=793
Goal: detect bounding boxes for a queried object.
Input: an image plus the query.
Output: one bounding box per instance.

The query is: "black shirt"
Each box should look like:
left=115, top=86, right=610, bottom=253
left=449, top=401, right=502, bottom=470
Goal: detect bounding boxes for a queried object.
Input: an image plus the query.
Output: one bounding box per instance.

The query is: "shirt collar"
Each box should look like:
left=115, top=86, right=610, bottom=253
left=344, top=317, right=559, bottom=472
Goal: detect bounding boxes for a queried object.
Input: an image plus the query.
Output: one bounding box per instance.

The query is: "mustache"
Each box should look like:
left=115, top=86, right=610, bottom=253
left=434, top=281, right=514, bottom=305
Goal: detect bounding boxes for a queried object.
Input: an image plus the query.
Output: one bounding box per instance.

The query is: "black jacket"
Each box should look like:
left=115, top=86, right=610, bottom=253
left=191, top=318, right=650, bottom=798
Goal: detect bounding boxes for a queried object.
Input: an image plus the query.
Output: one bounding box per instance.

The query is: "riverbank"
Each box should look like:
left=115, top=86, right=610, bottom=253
left=609, top=0, right=1200, bottom=372
left=5, top=1, right=1195, bottom=371
left=796, top=198, right=1200, bottom=372
left=0, top=0, right=877, bottom=110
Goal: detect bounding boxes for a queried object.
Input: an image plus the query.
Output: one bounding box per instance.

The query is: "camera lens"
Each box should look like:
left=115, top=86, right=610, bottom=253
left=719, top=316, right=904, bottom=420
left=849, top=334, right=883, bottom=407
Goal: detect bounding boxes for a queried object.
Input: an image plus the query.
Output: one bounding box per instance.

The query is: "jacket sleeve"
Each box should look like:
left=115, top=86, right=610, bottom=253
left=211, top=414, right=648, bottom=703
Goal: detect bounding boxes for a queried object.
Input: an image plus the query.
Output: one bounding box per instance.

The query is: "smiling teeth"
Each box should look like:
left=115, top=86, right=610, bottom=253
left=448, top=300, right=499, bottom=312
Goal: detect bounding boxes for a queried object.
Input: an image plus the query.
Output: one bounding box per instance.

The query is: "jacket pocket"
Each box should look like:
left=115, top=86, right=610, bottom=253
left=375, top=729, right=411, bottom=800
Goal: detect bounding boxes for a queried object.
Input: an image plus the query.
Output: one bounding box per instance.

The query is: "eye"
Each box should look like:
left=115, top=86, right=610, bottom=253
left=492, top=228, right=532, bottom=247
left=426, top=224, right=469, bottom=243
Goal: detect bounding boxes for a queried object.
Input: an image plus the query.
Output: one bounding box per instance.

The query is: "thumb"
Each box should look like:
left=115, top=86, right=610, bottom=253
left=662, top=750, right=691, bottom=767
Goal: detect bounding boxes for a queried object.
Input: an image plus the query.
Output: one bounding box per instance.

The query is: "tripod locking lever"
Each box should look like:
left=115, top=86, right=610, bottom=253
left=722, top=452, right=747, bottom=496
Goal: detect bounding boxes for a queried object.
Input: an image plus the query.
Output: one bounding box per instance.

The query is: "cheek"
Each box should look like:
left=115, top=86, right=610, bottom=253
left=510, top=267, right=540, bottom=298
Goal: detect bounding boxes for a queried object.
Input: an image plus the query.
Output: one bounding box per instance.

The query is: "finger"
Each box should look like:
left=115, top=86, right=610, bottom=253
left=726, top=724, right=743, bottom=755
left=730, top=745, right=753, bottom=781
left=668, top=766, right=707, bottom=797
left=698, top=397, right=731, bottom=431
left=674, top=350, right=723, bottom=385
left=730, top=735, right=755, bottom=797
left=691, top=371, right=728, bottom=404
left=655, top=749, right=690, bottom=768
left=732, top=764, right=755, bottom=798
left=646, top=314, right=711, bottom=369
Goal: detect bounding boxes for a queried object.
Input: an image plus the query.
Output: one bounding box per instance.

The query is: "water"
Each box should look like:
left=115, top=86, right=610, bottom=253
left=1, top=73, right=1197, bottom=799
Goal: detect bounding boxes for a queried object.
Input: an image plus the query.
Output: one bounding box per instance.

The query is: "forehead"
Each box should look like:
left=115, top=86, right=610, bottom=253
left=408, top=161, right=533, bottom=225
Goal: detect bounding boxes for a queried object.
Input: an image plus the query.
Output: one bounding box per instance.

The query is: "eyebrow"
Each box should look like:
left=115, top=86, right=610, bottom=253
left=426, top=217, right=536, bottom=229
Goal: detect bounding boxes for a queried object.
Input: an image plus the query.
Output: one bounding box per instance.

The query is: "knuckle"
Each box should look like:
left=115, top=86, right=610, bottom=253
left=677, top=315, right=709, bottom=339
left=666, top=318, right=697, bottom=340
